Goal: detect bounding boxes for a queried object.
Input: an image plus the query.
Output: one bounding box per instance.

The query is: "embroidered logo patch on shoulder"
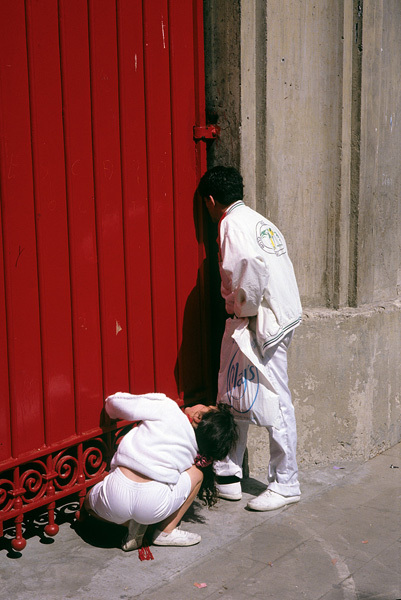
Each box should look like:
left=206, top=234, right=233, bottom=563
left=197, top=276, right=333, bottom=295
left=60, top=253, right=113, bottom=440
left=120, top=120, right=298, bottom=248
left=256, top=221, right=286, bottom=256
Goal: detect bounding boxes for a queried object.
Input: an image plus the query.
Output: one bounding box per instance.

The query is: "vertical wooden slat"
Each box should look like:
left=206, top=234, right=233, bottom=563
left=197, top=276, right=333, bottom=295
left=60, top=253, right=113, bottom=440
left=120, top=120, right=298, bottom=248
left=192, top=0, right=213, bottom=400
left=168, top=0, right=205, bottom=399
left=25, top=0, right=75, bottom=445
left=88, top=0, right=129, bottom=397
left=59, top=0, right=104, bottom=433
left=143, top=0, right=178, bottom=396
left=117, top=0, right=155, bottom=393
left=193, top=0, right=208, bottom=180
left=0, top=207, right=11, bottom=462
left=0, top=0, right=44, bottom=458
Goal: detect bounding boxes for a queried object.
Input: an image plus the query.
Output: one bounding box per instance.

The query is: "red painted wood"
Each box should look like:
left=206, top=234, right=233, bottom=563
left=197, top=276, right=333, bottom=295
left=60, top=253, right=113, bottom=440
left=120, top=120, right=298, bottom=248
left=25, top=0, right=76, bottom=445
left=168, top=0, right=205, bottom=399
left=193, top=0, right=209, bottom=179
left=88, top=0, right=130, bottom=397
left=0, top=0, right=45, bottom=457
left=0, top=0, right=210, bottom=471
left=192, top=0, right=212, bottom=401
left=142, top=0, right=179, bottom=396
left=117, top=0, right=155, bottom=394
left=59, top=0, right=104, bottom=433
left=0, top=204, right=11, bottom=462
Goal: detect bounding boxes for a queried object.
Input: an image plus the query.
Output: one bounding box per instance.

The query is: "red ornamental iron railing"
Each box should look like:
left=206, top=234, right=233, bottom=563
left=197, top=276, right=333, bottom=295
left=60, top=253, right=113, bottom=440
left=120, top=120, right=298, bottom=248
left=0, top=425, right=131, bottom=551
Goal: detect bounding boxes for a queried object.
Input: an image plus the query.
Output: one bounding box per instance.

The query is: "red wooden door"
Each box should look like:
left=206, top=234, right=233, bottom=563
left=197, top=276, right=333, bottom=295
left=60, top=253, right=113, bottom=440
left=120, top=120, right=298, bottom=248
left=0, top=0, right=210, bottom=548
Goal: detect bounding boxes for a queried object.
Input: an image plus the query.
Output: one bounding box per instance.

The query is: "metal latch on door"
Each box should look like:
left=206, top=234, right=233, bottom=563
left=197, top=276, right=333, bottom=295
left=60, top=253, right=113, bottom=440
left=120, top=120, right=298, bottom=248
left=193, top=124, right=221, bottom=141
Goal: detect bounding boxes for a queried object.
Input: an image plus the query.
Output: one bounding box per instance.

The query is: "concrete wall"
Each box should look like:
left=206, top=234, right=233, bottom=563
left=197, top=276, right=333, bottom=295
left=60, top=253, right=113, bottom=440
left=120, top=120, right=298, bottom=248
left=357, top=1, right=401, bottom=304
left=203, top=0, right=401, bottom=472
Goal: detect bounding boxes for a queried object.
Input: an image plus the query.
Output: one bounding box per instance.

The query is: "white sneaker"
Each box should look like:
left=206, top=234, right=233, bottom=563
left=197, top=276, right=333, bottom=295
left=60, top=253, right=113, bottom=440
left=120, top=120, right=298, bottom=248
left=216, top=482, right=242, bottom=501
left=121, top=520, right=147, bottom=552
left=152, top=527, right=201, bottom=547
left=247, top=489, right=300, bottom=511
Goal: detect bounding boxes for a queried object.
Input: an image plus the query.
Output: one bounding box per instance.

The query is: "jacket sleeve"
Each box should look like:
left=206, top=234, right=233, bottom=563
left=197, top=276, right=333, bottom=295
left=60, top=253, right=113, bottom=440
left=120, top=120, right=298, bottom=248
left=105, top=392, right=168, bottom=422
left=219, top=230, right=268, bottom=318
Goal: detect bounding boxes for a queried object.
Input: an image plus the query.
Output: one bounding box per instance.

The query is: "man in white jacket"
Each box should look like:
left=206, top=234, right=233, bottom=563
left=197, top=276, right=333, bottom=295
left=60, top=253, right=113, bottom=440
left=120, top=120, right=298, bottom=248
left=199, top=166, right=302, bottom=511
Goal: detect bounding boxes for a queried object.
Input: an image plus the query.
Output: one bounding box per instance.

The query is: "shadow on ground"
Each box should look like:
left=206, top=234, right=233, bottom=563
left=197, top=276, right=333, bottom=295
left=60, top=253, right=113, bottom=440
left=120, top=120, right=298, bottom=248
left=1, top=491, right=212, bottom=559
left=1, top=501, right=80, bottom=559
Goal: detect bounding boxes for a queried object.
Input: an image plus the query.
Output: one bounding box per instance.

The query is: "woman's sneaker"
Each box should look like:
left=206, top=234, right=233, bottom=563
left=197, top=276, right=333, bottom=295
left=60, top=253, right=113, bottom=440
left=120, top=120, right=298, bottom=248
left=152, top=527, right=201, bottom=546
left=121, top=520, right=148, bottom=552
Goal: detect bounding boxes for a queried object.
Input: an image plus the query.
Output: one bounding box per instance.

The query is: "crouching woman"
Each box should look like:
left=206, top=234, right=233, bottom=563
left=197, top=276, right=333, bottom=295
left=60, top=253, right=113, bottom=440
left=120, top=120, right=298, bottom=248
left=82, top=393, right=238, bottom=550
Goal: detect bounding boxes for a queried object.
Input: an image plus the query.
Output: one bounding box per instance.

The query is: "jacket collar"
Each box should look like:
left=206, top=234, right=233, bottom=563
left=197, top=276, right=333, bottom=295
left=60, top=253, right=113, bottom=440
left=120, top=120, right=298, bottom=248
left=218, top=200, right=244, bottom=226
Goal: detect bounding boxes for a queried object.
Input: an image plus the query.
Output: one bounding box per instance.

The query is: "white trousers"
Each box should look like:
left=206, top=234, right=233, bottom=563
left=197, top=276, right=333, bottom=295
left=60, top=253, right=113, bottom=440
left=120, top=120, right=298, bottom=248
left=215, top=331, right=300, bottom=497
left=88, top=467, right=191, bottom=525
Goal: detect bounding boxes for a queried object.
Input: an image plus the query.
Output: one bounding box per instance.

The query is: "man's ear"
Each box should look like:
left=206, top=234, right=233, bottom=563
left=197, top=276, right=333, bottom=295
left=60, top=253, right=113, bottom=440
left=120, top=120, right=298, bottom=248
left=203, top=194, right=220, bottom=222
left=205, top=194, right=215, bottom=208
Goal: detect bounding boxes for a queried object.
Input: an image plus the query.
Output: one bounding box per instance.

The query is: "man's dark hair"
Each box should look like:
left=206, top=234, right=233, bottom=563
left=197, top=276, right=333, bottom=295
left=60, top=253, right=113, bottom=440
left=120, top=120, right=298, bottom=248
left=198, top=166, right=243, bottom=206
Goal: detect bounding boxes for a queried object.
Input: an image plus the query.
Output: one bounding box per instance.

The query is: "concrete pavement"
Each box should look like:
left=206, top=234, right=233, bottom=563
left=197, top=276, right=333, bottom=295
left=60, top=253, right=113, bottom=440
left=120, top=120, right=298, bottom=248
left=0, top=443, right=400, bottom=600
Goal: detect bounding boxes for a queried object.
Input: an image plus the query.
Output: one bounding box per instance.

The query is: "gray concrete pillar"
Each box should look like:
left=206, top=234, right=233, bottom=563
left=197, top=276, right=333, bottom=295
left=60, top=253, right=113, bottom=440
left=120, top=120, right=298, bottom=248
left=203, top=0, right=401, bottom=469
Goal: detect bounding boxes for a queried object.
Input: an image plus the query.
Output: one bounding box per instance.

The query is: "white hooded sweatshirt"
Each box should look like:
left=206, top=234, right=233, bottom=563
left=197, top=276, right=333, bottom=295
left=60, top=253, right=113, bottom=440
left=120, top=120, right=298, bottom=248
left=106, top=392, right=198, bottom=485
left=218, top=201, right=302, bottom=353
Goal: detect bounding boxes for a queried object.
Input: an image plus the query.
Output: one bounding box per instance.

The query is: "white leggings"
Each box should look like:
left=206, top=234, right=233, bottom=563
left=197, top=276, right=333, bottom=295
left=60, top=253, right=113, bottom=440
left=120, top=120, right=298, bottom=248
left=88, top=467, right=191, bottom=525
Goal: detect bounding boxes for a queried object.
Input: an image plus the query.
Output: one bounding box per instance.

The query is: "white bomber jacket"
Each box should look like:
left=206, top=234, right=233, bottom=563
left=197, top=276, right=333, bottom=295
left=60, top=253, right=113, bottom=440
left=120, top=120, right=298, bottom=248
left=218, top=201, right=302, bottom=353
